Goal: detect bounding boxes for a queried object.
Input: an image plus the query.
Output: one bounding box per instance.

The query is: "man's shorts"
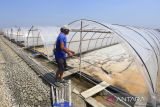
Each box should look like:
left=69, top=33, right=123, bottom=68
left=56, top=58, right=67, bottom=72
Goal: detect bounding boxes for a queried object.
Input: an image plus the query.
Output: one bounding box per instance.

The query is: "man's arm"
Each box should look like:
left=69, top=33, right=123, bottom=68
left=60, top=42, right=75, bottom=56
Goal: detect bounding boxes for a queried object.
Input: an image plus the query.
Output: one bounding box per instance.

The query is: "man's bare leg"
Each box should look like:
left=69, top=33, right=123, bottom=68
left=59, top=72, right=64, bottom=80
left=55, top=71, right=61, bottom=80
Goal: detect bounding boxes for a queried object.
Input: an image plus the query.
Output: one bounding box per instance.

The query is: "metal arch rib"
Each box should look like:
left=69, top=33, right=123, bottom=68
left=126, top=26, right=159, bottom=61
left=140, top=28, right=160, bottom=54
left=125, top=26, right=159, bottom=73
left=112, top=28, right=155, bottom=93
left=68, top=32, right=77, bottom=48
left=100, top=34, right=107, bottom=47
left=86, top=32, right=97, bottom=51
left=138, top=28, right=160, bottom=61
left=141, top=30, right=160, bottom=79
left=102, top=35, right=112, bottom=46
left=77, top=27, right=97, bottom=53
left=27, top=26, right=34, bottom=47
left=68, top=24, right=92, bottom=49
left=17, top=27, right=21, bottom=42
left=150, top=29, right=160, bottom=40
left=147, top=30, right=160, bottom=45
left=94, top=33, right=103, bottom=48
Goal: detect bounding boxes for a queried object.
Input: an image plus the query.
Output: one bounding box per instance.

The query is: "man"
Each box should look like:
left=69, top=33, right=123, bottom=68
left=54, top=25, right=75, bottom=83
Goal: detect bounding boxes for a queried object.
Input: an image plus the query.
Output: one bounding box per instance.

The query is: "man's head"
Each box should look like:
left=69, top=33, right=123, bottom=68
left=60, top=25, right=70, bottom=35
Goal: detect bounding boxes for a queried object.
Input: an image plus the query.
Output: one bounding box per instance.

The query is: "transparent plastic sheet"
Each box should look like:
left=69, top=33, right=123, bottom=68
left=16, top=27, right=29, bottom=42
left=8, top=29, right=11, bottom=39
left=67, top=20, right=117, bottom=54
left=107, top=24, right=159, bottom=106
left=38, top=26, right=60, bottom=58
left=23, top=26, right=60, bottom=58
left=10, top=27, right=18, bottom=40
left=67, top=19, right=160, bottom=106
left=38, top=26, right=59, bottom=45
left=3, top=28, right=9, bottom=38
left=130, top=27, right=159, bottom=87
left=7, top=29, right=12, bottom=39
left=112, top=25, right=158, bottom=89
left=25, top=26, right=43, bottom=47
left=148, top=29, right=160, bottom=94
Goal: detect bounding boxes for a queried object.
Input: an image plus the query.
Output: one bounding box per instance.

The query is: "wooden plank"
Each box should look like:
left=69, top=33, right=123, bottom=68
left=73, top=88, right=105, bottom=107
left=63, top=69, right=78, bottom=78
left=72, top=88, right=80, bottom=95
left=134, top=100, right=146, bottom=107
left=81, top=81, right=110, bottom=99
left=85, top=97, right=106, bottom=107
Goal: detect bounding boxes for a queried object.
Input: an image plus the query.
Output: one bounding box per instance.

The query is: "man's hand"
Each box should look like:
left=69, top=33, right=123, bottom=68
left=60, top=42, right=75, bottom=57
left=70, top=51, right=75, bottom=55
left=68, top=52, right=74, bottom=57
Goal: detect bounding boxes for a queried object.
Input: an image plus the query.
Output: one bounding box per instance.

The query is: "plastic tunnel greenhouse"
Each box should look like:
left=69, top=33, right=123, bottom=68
left=10, top=27, right=19, bottom=40
left=4, top=26, right=31, bottom=45
left=16, top=27, right=29, bottom=44
left=26, top=26, right=60, bottom=58
left=3, top=19, right=160, bottom=106
left=66, top=19, right=160, bottom=106
left=3, top=27, right=17, bottom=40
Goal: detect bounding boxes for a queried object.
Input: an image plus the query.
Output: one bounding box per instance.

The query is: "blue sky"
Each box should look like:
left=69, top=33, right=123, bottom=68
left=0, top=0, right=160, bottom=28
